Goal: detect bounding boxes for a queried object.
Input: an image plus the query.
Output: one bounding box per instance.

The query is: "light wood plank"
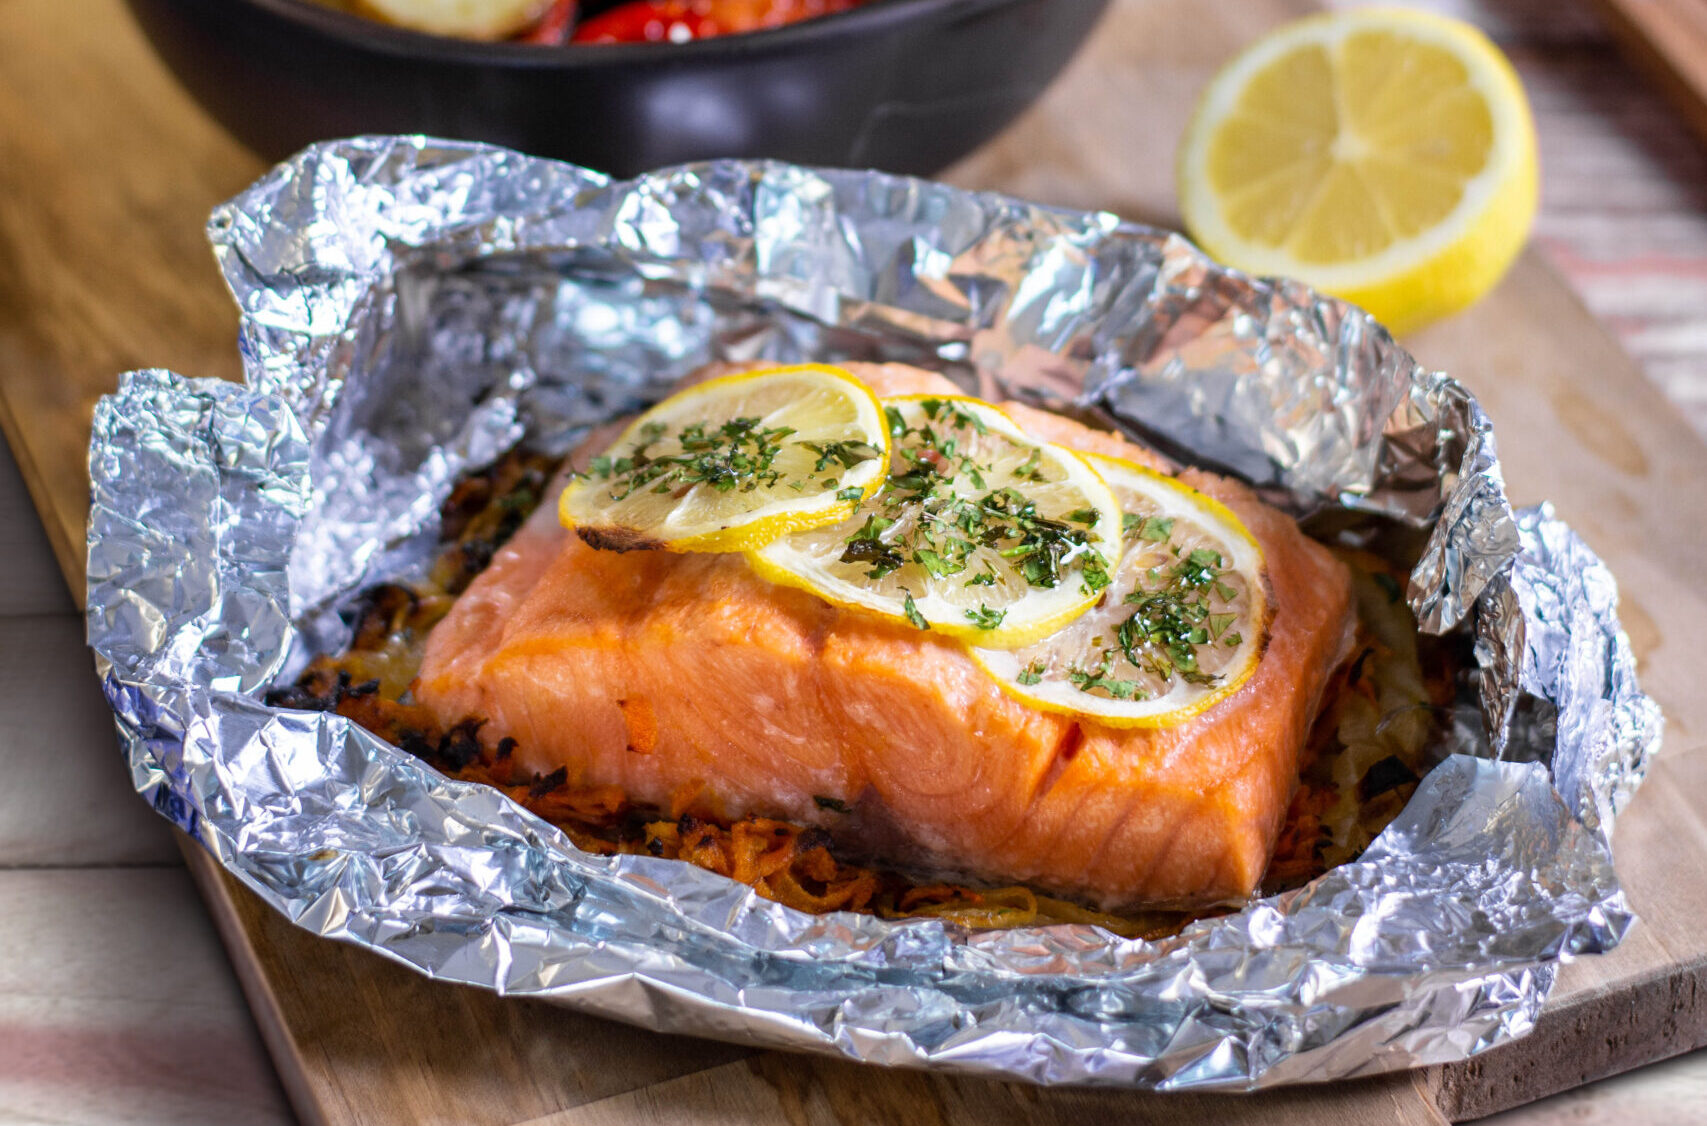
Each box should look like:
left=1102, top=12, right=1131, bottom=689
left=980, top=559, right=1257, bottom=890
left=0, top=614, right=180, bottom=868
left=0, top=0, right=258, bottom=594
left=0, top=868, right=291, bottom=1125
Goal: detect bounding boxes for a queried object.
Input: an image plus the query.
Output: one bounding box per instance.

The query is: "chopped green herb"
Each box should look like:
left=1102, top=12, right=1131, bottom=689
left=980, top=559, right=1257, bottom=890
left=915, top=548, right=959, bottom=578
left=1015, top=660, right=1047, bottom=686
left=801, top=439, right=882, bottom=473
left=965, top=604, right=1006, bottom=630
left=833, top=404, right=1115, bottom=621
left=903, top=592, right=930, bottom=631
left=1080, top=553, right=1112, bottom=594
left=590, top=416, right=804, bottom=500
left=847, top=514, right=893, bottom=541
left=840, top=514, right=904, bottom=578
left=1012, top=448, right=1044, bottom=480
left=1067, top=666, right=1144, bottom=700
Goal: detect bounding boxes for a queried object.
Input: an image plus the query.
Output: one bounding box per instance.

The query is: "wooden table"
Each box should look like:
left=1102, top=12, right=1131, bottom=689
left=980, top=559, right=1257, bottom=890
left=4, top=0, right=1707, bottom=1123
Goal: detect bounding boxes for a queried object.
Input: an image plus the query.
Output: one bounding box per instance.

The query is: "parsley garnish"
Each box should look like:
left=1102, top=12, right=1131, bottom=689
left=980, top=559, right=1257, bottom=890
left=1066, top=661, right=1145, bottom=700
left=840, top=515, right=905, bottom=579
left=1015, top=660, right=1047, bottom=686
left=801, top=439, right=882, bottom=473
left=829, top=402, right=1119, bottom=634
left=1125, top=515, right=1174, bottom=543
left=902, top=592, right=930, bottom=631
left=590, top=416, right=809, bottom=500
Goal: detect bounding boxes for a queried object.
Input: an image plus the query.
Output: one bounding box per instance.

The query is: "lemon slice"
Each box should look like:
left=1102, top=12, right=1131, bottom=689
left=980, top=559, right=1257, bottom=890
left=1177, top=7, right=1538, bottom=335
left=972, top=455, right=1269, bottom=727
left=559, top=365, right=888, bottom=553
left=748, top=395, right=1123, bottom=647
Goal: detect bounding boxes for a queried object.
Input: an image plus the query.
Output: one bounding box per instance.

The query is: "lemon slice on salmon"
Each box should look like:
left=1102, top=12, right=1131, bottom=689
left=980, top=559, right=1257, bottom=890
left=559, top=365, right=889, bottom=553
left=1177, top=7, right=1538, bottom=335
left=972, top=455, right=1269, bottom=726
left=748, top=395, right=1123, bottom=647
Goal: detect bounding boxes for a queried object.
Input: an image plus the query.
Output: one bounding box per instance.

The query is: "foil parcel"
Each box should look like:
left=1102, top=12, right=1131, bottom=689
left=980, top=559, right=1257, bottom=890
left=86, top=137, right=1660, bottom=1090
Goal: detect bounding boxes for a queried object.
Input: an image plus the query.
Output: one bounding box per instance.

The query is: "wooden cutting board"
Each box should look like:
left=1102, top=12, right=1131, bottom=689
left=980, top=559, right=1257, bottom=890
left=3, top=0, right=1706, bottom=1122
left=1591, top=0, right=1707, bottom=150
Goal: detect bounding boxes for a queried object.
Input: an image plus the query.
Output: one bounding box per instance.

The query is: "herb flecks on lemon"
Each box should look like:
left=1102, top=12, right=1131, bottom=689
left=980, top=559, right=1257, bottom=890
left=558, top=364, right=889, bottom=553
left=564, top=372, right=1270, bottom=728
left=748, top=395, right=1123, bottom=648
left=973, top=455, right=1268, bottom=727
left=1177, top=7, right=1538, bottom=335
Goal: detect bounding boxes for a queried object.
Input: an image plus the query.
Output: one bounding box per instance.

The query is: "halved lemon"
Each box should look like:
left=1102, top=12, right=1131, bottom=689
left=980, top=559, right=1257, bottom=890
left=559, top=365, right=888, bottom=553
left=747, top=395, right=1123, bottom=647
left=1177, top=7, right=1538, bottom=335
left=972, top=455, right=1269, bottom=727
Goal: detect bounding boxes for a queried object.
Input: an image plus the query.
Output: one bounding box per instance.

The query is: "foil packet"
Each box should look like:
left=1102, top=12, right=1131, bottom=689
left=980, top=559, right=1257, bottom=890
left=87, top=137, right=1661, bottom=1089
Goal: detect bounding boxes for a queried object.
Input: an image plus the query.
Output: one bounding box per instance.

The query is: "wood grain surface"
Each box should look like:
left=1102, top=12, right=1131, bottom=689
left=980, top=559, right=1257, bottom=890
left=4, top=0, right=1707, bottom=1122
left=1591, top=0, right=1707, bottom=150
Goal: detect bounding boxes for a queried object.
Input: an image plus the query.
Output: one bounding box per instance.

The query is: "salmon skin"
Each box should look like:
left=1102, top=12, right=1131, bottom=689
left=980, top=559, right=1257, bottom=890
left=415, top=364, right=1355, bottom=910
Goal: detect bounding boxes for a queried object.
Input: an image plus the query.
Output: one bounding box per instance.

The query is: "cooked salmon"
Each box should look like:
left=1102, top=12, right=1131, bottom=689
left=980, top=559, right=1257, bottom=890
left=414, top=364, right=1355, bottom=910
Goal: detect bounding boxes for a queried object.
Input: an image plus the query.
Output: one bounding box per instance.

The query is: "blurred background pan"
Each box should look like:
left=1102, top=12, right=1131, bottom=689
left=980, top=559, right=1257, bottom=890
left=124, top=0, right=1112, bottom=177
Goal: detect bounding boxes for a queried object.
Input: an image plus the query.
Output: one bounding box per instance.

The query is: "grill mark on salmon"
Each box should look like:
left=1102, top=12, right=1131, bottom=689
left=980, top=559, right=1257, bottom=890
left=577, top=526, right=665, bottom=553
left=414, top=363, right=1355, bottom=910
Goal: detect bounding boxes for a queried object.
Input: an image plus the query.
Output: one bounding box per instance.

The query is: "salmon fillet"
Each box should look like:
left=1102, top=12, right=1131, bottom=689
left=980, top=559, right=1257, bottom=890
left=414, top=364, right=1355, bottom=910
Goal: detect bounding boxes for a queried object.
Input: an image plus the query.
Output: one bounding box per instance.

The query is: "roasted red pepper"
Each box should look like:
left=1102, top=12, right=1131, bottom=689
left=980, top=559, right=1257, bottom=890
left=568, top=0, right=861, bottom=44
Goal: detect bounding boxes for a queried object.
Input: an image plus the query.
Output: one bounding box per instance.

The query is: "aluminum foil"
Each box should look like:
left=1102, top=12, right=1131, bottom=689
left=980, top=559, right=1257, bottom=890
left=87, top=136, right=1661, bottom=1090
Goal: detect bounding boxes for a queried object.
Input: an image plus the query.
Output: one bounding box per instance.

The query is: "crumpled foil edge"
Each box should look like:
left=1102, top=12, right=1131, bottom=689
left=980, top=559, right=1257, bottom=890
left=86, top=137, right=1660, bottom=1090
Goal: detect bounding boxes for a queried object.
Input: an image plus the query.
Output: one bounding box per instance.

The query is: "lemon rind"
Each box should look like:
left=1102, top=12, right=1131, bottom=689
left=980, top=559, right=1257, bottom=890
left=747, top=395, right=1124, bottom=649
left=559, top=364, right=890, bottom=553
left=969, top=453, right=1271, bottom=729
left=1176, top=6, right=1538, bottom=335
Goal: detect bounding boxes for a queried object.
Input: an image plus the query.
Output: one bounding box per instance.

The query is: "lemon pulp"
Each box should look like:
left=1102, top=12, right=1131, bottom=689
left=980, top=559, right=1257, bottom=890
left=1177, top=7, right=1538, bottom=334
left=558, top=364, right=889, bottom=553
left=748, top=395, right=1123, bottom=648
left=972, top=455, right=1268, bottom=727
